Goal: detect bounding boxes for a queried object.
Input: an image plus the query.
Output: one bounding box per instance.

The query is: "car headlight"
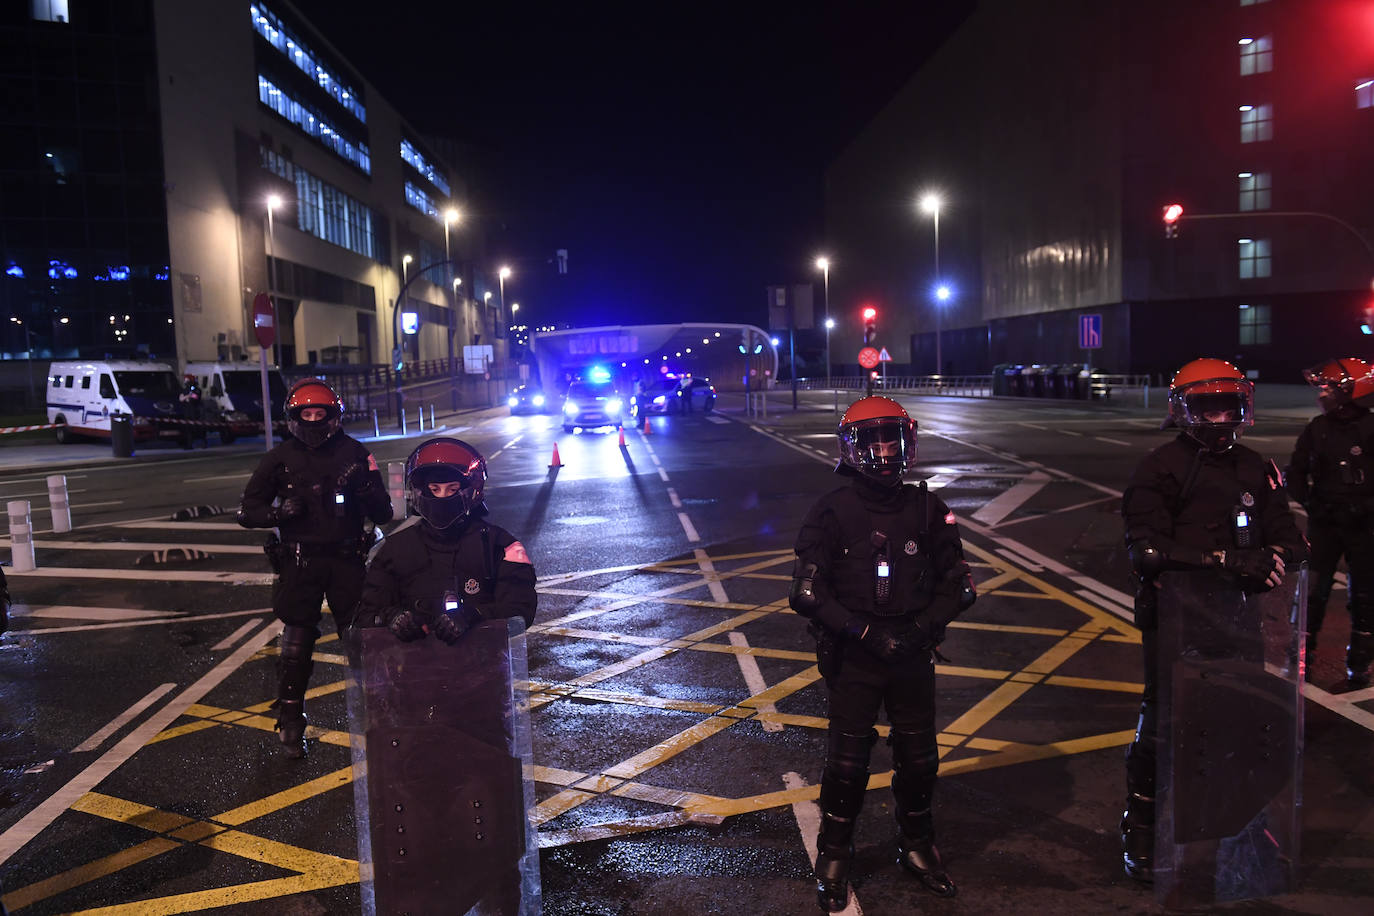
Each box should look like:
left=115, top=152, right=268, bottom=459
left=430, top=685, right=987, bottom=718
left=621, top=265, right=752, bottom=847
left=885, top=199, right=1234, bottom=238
left=508, top=397, right=518, bottom=407
left=563, top=401, right=579, bottom=416
left=532, top=394, right=545, bottom=407
left=606, top=398, right=622, bottom=414
left=652, top=395, right=666, bottom=405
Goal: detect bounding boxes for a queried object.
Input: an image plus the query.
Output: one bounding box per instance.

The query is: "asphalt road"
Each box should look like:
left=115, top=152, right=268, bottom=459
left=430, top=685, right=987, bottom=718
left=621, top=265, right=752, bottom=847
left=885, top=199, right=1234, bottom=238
left=0, top=391, right=1371, bottom=915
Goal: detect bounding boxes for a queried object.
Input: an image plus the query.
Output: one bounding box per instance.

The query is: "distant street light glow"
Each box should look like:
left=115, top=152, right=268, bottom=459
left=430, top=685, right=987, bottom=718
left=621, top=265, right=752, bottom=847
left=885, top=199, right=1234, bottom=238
left=936, top=285, right=952, bottom=301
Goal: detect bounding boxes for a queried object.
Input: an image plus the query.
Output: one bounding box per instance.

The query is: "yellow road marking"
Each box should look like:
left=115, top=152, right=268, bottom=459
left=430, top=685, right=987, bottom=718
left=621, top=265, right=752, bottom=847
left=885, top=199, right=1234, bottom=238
left=1, top=838, right=181, bottom=911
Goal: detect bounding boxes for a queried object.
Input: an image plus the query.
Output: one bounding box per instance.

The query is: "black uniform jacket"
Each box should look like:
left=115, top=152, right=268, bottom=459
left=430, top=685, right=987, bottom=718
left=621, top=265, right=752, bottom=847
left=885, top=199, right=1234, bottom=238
left=1287, top=406, right=1374, bottom=522
left=237, top=433, right=392, bottom=543
left=1123, top=433, right=1307, bottom=568
left=794, top=472, right=967, bottom=636
left=357, top=518, right=538, bottom=630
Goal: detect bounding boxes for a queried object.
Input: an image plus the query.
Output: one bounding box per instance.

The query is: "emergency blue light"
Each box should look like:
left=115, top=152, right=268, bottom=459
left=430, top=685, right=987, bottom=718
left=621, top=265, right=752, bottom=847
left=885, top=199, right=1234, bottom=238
left=588, top=365, right=611, bottom=383
left=1363, top=323, right=1373, bottom=336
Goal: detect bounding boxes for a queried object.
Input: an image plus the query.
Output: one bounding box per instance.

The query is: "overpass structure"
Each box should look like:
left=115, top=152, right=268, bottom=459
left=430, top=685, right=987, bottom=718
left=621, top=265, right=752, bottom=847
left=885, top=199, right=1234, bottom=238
left=529, top=323, right=779, bottom=394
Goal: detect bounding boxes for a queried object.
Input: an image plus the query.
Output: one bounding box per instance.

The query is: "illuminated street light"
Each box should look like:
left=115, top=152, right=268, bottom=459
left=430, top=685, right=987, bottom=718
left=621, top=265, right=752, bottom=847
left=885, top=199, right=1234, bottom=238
left=919, top=192, right=945, bottom=374
left=815, top=256, right=832, bottom=385
left=936, top=285, right=952, bottom=301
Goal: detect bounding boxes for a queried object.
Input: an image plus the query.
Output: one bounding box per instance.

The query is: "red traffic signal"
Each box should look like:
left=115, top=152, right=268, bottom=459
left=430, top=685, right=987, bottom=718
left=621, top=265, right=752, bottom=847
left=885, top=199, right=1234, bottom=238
left=1162, top=203, right=1183, bottom=238
left=861, top=306, right=877, bottom=343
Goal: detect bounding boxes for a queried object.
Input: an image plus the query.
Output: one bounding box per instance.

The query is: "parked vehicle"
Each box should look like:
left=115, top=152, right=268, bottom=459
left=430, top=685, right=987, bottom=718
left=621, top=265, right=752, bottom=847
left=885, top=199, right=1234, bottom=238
left=46, top=360, right=186, bottom=444
left=185, top=361, right=288, bottom=442
left=508, top=384, right=551, bottom=416
left=676, top=377, right=717, bottom=412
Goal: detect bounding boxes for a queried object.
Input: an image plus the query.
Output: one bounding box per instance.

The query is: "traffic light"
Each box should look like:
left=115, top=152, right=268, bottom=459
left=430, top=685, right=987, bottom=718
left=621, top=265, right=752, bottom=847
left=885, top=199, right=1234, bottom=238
left=738, top=330, right=749, bottom=354
left=1163, top=203, right=1183, bottom=238
left=1362, top=303, right=1374, bottom=336
left=862, top=306, right=877, bottom=344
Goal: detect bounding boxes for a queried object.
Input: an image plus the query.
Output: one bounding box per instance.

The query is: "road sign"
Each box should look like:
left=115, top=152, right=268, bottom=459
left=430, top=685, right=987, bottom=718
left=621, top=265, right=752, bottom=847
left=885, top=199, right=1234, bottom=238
left=858, top=347, right=880, bottom=369
left=252, top=293, right=275, bottom=348
left=878, top=347, right=892, bottom=362
left=1079, top=313, right=1102, bottom=349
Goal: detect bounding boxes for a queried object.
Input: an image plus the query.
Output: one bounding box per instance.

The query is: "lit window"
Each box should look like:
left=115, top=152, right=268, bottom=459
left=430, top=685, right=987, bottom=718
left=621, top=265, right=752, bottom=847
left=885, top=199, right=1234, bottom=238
left=400, top=140, right=451, bottom=197
left=249, top=4, right=366, bottom=123
left=259, top=146, right=377, bottom=259
left=1238, top=304, right=1271, bottom=345
left=1238, top=171, right=1271, bottom=211
left=405, top=181, right=440, bottom=219
left=1238, top=239, right=1271, bottom=279
left=1239, top=104, right=1273, bottom=143
left=1239, top=35, right=1272, bottom=76
left=1357, top=79, right=1374, bottom=109
left=258, top=76, right=371, bottom=173
left=30, top=0, right=69, bottom=22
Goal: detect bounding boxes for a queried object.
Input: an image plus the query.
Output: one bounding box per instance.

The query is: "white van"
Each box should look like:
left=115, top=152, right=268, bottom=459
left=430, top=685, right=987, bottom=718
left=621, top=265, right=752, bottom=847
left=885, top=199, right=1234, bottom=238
left=185, top=361, right=288, bottom=441
left=46, top=360, right=186, bottom=444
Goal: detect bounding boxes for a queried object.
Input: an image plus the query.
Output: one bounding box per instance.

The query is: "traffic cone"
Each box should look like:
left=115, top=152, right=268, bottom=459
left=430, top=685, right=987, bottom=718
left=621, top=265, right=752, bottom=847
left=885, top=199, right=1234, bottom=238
left=618, top=427, right=627, bottom=447
left=642, top=417, right=652, bottom=435
left=549, top=442, right=563, bottom=468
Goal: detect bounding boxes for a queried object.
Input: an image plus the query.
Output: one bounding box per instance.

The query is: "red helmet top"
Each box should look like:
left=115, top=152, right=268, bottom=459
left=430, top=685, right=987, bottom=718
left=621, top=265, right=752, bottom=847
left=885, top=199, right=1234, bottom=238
left=405, top=437, right=488, bottom=529
left=1166, top=358, right=1253, bottom=453
left=284, top=378, right=342, bottom=447
left=837, top=396, right=918, bottom=483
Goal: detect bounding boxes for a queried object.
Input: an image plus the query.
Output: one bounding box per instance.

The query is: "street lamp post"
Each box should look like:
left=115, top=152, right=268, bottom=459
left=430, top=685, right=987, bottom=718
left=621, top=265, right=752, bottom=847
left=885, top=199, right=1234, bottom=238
left=498, top=266, right=511, bottom=399
left=815, top=256, right=831, bottom=386
left=920, top=193, right=943, bottom=375
left=483, top=290, right=494, bottom=406
left=263, top=194, right=284, bottom=448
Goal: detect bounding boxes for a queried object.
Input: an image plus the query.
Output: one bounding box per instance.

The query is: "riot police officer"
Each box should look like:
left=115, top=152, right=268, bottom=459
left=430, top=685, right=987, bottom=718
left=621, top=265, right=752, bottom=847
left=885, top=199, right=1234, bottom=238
left=1120, top=358, right=1306, bottom=882
left=1287, top=358, right=1374, bottom=686
left=789, top=396, right=975, bottom=912
left=353, top=436, right=537, bottom=639
left=237, top=378, right=392, bottom=757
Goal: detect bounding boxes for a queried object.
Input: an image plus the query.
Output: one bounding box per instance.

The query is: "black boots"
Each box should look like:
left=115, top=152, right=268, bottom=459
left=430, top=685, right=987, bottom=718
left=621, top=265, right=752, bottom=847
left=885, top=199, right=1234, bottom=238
left=1347, top=629, right=1373, bottom=686
left=274, top=699, right=308, bottom=758
left=1121, top=792, right=1155, bottom=883
left=814, top=846, right=852, bottom=913
left=897, top=834, right=956, bottom=897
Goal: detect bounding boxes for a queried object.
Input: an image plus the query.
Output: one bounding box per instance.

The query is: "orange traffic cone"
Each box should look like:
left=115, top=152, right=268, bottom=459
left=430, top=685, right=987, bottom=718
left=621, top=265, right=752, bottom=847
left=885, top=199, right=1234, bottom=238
left=618, top=427, right=627, bottom=447
left=549, top=442, right=563, bottom=468
left=642, top=417, right=652, bottom=435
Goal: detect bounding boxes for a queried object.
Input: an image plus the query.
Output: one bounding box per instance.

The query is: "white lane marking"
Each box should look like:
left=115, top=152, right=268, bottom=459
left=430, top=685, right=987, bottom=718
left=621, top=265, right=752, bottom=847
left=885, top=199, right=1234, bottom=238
left=994, top=495, right=1118, bottom=527
left=182, top=473, right=250, bottom=484
left=0, top=539, right=260, bottom=555
left=487, top=434, right=525, bottom=462
left=1074, top=589, right=1134, bottom=621
left=706, top=415, right=729, bottom=424
left=116, top=520, right=241, bottom=530
left=1094, top=436, right=1131, bottom=446
left=212, top=618, right=269, bottom=651
left=657, top=467, right=669, bottom=482
left=677, top=512, right=700, bottom=542
left=18, top=500, right=123, bottom=516
left=72, top=683, right=177, bottom=753
left=0, top=488, right=88, bottom=500
left=1060, top=429, right=1084, bottom=437
left=928, top=431, right=1121, bottom=498
left=649, top=453, right=662, bottom=466
left=1068, top=576, right=1136, bottom=611
left=783, top=772, right=863, bottom=915
left=1018, top=422, right=1048, bottom=431
left=1302, top=681, right=1374, bottom=731
left=922, top=475, right=959, bottom=490
left=12, top=607, right=272, bottom=636
left=995, top=547, right=1044, bottom=572
left=971, top=471, right=1051, bottom=527
left=24, top=606, right=185, bottom=622
left=0, top=474, right=89, bottom=487
left=6, top=567, right=274, bottom=585
left=729, top=631, right=782, bottom=732
left=667, top=487, right=682, bottom=508
left=77, top=513, right=179, bottom=531
left=694, top=548, right=730, bottom=605
left=0, top=620, right=282, bottom=865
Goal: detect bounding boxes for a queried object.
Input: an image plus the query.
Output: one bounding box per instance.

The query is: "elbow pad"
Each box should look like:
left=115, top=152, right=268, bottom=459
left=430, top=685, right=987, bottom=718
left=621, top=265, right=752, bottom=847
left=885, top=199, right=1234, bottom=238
left=1128, top=542, right=1165, bottom=578
left=789, top=560, right=821, bottom=613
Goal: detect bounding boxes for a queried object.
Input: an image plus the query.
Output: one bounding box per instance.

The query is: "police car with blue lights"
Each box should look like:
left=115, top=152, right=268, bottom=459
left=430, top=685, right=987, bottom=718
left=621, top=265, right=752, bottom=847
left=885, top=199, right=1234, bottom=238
left=561, top=367, right=625, bottom=433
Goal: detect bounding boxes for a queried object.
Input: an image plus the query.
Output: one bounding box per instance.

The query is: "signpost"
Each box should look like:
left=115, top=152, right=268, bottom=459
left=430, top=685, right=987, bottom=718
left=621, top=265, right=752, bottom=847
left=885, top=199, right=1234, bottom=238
left=252, top=292, right=276, bottom=449
left=878, top=346, right=892, bottom=389
left=858, top=347, right=880, bottom=369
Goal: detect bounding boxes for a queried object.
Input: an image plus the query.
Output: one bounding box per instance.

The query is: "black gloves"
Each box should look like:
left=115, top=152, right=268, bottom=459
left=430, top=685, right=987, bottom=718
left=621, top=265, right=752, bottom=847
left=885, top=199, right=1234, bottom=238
left=387, top=607, right=426, bottom=642
left=845, top=619, right=930, bottom=662
left=272, top=496, right=304, bottom=525
left=386, top=598, right=484, bottom=644
left=1212, top=547, right=1285, bottom=592
left=432, top=603, right=484, bottom=645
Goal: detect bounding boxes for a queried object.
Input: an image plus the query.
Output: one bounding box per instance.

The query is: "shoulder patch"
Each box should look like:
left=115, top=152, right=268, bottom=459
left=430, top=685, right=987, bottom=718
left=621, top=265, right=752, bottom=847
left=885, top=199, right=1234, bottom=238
left=366, top=453, right=379, bottom=472
left=944, top=511, right=957, bottom=526
left=503, top=541, right=532, bottom=564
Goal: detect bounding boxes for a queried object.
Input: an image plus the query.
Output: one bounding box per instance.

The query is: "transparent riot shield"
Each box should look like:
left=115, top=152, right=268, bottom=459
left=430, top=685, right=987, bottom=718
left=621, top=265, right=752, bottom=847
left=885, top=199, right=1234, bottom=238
left=346, top=618, right=540, bottom=915
left=1154, top=565, right=1306, bottom=908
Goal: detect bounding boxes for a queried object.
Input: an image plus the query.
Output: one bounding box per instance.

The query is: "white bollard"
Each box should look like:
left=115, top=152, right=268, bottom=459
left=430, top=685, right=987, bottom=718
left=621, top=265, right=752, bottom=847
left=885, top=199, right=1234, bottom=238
left=430, top=404, right=436, bottom=428
left=8, top=499, right=36, bottom=572
left=388, top=461, right=407, bottom=519
left=47, top=474, right=72, bottom=533
left=417, top=407, right=424, bottom=432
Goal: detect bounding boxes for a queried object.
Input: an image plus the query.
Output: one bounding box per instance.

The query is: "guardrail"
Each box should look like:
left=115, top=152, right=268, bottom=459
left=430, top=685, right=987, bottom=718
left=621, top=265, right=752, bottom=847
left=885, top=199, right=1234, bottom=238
left=787, top=373, right=1152, bottom=406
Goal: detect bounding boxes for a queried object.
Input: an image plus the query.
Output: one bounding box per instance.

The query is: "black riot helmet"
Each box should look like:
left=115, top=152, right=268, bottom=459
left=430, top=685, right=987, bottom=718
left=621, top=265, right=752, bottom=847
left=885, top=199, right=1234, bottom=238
left=405, top=437, right=487, bottom=530
left=284, top=378, right=342, bottom=448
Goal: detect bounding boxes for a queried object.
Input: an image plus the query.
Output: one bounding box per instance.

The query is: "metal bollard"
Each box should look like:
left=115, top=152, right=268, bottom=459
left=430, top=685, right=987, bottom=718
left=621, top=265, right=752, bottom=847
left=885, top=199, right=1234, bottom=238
left=430, top=404, right=435, bottom=429
left=417, top=407, right=424, bottom=432
left=47, top=474, right=71, bottom=533
left=388, top=461, right=407, bottom=519
left=373, top=409, right=380, bottom=439
left=401, top=409, right=407, bottom=436
left=8, top=499, right=36, bottom=572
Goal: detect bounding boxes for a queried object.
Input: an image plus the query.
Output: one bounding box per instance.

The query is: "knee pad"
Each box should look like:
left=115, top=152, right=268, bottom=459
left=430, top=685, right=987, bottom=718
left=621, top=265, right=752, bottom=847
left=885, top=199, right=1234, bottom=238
left=820, top=730, right=875, bottom=818
left=279, top=624, right=319, bottom=660
left=890, top=729, right=939, bottom=813
left=277, top=625, right=318, bottom=701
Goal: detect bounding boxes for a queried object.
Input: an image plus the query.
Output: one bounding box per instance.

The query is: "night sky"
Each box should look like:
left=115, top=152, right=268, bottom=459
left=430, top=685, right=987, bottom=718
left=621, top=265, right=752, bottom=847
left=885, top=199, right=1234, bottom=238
left=287, top=1, right=973, bottom=328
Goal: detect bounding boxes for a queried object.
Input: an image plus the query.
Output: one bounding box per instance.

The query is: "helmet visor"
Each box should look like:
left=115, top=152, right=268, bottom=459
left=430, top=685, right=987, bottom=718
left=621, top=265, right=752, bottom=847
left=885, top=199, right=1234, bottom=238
left=838, top=417, right=917, bottom=475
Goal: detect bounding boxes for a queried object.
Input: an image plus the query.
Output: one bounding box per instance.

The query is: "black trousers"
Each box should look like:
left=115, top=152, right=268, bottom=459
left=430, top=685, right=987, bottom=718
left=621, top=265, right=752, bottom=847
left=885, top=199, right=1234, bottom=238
left=273, top=553, right=366, bottom=633
left=1308, top=518, right=1374, bottom=638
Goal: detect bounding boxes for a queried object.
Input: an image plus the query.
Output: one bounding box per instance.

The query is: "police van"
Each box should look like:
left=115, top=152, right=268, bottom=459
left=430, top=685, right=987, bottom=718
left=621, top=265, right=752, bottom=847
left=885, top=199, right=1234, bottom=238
left=185, top=361, right=288, bottom=442
left=46, top=360, right=185, bottom=444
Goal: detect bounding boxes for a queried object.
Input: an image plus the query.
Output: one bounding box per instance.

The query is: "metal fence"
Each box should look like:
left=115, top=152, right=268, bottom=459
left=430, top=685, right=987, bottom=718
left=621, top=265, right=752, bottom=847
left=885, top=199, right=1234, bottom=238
left=786, top=373, right=1152, bottom=406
